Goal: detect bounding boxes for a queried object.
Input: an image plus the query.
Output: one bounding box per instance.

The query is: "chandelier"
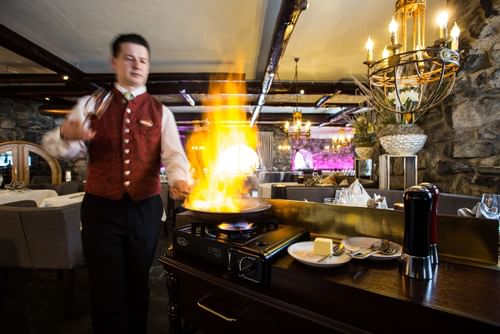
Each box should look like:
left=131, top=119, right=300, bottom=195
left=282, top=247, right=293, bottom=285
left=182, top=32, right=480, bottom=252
left=363, top=0, right=461, bottom=122
left=284, top=57, right=311, bottom=139
left=331, top=128, right=353, bottom=153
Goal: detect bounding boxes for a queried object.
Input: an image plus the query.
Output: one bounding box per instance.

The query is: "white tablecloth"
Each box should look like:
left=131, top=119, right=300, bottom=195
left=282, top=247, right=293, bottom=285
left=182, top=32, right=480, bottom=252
left=258, top=182, right=304, bottom=198
left=0, top=189, right=58, bottom=206
left=39, top=192, right=85, bottom=207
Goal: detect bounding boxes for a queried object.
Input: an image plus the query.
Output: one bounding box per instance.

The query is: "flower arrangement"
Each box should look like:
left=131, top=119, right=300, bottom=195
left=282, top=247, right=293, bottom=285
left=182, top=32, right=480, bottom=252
left=351, top=76, right=428, bottom=155
left=387, top=88, right=419, bottom=111
left=351, top=76, right=427, bottom=125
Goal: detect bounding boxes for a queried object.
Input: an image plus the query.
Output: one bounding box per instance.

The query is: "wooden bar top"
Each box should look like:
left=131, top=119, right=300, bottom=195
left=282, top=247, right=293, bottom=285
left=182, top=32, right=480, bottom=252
left=271, top=255, right=500, bottom=332
left=161, top=246, right=500, bottom=333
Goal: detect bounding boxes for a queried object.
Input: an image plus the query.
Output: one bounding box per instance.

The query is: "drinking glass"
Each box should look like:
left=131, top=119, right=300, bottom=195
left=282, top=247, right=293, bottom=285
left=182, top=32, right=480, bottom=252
left=323, top=197, right=335, bottom=204
left=335, top=188, right=347, bottom=205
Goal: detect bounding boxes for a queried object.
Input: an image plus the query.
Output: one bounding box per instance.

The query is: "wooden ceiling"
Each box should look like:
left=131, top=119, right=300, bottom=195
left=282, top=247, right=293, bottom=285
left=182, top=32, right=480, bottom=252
left=0, top=0, right=446, bottom=125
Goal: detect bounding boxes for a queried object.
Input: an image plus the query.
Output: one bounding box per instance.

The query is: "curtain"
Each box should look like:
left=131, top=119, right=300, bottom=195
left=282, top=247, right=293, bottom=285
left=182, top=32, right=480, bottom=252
left=257, top=131, right=274, bottom=170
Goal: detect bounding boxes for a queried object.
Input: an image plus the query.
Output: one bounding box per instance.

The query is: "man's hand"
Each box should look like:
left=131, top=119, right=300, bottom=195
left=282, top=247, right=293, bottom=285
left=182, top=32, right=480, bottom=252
left=60, top=119, right=96, bottom=141
left=170, top=180, right=191, bottom=200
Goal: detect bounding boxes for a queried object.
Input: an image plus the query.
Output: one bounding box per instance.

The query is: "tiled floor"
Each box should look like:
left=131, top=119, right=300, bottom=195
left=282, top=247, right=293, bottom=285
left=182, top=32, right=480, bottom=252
left=0, top=237, right=171, bottom=334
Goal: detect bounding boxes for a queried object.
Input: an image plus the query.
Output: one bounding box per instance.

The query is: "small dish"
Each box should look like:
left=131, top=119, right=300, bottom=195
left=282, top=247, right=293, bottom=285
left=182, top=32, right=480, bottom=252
left=342, top=237, right=402, bottom=260
left=287, top=241, right=352, bottom=268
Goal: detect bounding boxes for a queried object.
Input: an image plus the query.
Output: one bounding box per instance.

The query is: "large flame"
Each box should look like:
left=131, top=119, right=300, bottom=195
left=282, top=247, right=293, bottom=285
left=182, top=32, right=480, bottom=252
left=184, top=74, right=258, bottom=212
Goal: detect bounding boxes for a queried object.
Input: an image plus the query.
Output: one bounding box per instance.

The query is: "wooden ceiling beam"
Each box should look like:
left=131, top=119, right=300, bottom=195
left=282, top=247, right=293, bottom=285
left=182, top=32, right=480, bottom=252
left=0, top=24, right=87, bottom=82
left=0, top=80, right=358, bottom=98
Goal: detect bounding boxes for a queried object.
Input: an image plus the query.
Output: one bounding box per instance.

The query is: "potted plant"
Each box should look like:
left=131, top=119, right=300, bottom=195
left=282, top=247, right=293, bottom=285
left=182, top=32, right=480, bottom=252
left=352, top=114, right=377, bottom=159
left=375, top=99, right=427, bottom=155
left=352, top=76, right=427, bottom=155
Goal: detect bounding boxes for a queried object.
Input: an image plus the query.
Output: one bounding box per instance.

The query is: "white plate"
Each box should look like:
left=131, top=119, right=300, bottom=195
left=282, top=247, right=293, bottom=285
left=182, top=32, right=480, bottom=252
left=287, top=241, right=352, bottom=268
left=342, top=237, right=402, bottom=260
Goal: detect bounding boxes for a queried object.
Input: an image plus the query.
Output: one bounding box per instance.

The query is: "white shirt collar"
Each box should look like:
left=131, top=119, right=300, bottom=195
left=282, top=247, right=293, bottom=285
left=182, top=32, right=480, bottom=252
left=114, top=83, right=147, bottom=99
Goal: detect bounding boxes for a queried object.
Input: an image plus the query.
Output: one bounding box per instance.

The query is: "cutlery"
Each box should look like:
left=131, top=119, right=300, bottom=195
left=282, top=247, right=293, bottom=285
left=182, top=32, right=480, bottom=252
left=316, top=243, right=345, bottom=263
left=351, top=240, right=399, bottom=259
left=349, top=240, right=382, bottom=257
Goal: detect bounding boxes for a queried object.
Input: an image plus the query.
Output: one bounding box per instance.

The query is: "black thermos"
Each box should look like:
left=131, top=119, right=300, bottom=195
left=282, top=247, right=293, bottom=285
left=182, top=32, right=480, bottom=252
left=400, top=185, right=434, bottom=280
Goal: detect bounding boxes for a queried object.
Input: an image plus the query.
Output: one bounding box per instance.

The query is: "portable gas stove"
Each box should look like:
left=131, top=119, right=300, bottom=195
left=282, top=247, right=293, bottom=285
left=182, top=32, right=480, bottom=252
left=173, top=217, right=308, bottom=285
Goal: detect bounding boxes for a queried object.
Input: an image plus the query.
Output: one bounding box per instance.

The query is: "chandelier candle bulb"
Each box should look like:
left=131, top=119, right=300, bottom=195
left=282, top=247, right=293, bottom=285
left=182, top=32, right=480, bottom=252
left=450, top=22, right=460, bottom=51
left=366, top=36, right=374, bottom=62
left=382, top=46, right=389, bottom=59
left=437, top=11, right=448, bottom=39
left=382, top=46, right=390, bottom=67
left=389, top=17, right=398, bottom=45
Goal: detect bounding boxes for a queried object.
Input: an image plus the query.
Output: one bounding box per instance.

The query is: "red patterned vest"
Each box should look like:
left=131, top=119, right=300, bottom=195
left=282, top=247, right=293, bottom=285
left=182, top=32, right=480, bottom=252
left=85, top=88, right=163, bottom=200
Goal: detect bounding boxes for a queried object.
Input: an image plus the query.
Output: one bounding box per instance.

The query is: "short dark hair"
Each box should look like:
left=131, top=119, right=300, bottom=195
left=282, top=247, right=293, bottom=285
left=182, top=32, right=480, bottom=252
left=111, top=33, right=150, bottom=57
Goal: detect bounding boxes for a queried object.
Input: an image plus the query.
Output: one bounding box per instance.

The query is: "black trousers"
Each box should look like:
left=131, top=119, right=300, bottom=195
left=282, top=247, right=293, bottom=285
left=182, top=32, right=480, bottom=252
left=81, top=193, right=162, bottom=334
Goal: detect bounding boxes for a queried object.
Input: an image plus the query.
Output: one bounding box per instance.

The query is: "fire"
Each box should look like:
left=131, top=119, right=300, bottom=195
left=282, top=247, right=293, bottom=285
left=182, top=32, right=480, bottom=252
left=184, top=74, right=259, bottom=212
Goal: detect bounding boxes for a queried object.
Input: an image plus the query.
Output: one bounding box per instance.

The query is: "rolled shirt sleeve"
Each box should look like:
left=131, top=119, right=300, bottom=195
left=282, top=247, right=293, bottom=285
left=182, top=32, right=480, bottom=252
left=41, top=96, right=93, bottom=160
left=160, top=105, right=192, bottom=185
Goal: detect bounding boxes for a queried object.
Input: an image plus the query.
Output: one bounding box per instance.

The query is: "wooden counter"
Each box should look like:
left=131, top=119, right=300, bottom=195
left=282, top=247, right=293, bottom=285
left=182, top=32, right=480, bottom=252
left=160, top=247, right=500, bottom=333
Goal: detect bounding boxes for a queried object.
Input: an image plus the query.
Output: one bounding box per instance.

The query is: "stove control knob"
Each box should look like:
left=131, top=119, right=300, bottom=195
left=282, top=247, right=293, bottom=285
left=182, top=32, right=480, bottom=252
left=175, top=236, right=188, bottom=247
left=239, top=257, right=256, bottom=272
left=238, top=256, right=259, bottom=283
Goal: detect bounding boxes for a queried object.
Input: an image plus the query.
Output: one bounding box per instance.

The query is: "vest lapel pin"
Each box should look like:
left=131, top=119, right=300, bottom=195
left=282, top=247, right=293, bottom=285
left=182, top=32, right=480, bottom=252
left=139, top=119, right=153, bottom=127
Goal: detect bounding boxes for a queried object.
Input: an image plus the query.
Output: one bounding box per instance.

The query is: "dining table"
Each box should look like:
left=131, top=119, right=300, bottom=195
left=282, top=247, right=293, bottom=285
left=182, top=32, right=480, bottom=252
left=39, top=192, right=85, bottom=207
left=0, top=189, right=58, bottom=206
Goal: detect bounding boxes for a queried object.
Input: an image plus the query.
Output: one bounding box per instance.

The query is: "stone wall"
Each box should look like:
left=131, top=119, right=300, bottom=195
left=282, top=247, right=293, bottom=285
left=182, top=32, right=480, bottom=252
left=0, top=97, right=77, bottom=178
left=0, top=98, right=57, bottom=143
left=418, top=0, right=500, bottom=195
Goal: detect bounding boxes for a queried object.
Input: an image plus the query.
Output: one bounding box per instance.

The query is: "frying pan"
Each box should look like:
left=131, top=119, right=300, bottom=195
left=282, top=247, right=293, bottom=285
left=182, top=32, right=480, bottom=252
left=182, top=198, right=271, bottom=223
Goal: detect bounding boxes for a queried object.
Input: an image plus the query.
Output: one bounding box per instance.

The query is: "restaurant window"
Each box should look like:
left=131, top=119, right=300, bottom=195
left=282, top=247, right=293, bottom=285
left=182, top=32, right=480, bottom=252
left=0, top=141, right=61, bottom=187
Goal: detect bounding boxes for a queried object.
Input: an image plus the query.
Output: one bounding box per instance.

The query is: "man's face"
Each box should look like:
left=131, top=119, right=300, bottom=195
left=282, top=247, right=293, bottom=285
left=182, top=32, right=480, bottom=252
left=111, top=42, right=150, bottom=89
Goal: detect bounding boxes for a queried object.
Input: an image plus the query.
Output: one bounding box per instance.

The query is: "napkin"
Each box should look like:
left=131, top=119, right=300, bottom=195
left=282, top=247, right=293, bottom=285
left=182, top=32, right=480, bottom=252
left=458, top=202, right=499, bottom=220
left=344, top=179, right=371, bottom=207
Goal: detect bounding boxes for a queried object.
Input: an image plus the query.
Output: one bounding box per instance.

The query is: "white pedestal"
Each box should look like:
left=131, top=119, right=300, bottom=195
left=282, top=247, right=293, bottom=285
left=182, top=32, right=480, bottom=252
left=379, top=154, right=417, bottom=190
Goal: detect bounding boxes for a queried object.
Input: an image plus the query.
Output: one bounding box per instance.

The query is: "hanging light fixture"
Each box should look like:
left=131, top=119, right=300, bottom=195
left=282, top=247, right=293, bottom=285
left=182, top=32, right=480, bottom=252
left=331, top=128, right=353, bottom=153
left=363, top=0, right=461, bottom=123
left=284, top=57, right=311, bottom=139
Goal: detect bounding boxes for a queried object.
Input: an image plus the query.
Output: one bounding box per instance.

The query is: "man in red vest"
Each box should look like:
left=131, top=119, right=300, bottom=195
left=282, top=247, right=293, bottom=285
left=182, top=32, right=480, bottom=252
left=43, top=33, right=191, bottom=333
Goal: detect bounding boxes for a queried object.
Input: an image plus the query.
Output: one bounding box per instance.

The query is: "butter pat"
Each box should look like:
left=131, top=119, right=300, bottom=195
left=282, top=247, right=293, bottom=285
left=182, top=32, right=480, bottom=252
left=313, top=237, right=332, bottom=256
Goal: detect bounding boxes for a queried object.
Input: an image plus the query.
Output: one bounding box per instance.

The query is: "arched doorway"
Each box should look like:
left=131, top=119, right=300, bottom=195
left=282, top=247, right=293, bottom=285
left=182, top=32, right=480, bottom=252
left=0, top=141, right=61, bottom=186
